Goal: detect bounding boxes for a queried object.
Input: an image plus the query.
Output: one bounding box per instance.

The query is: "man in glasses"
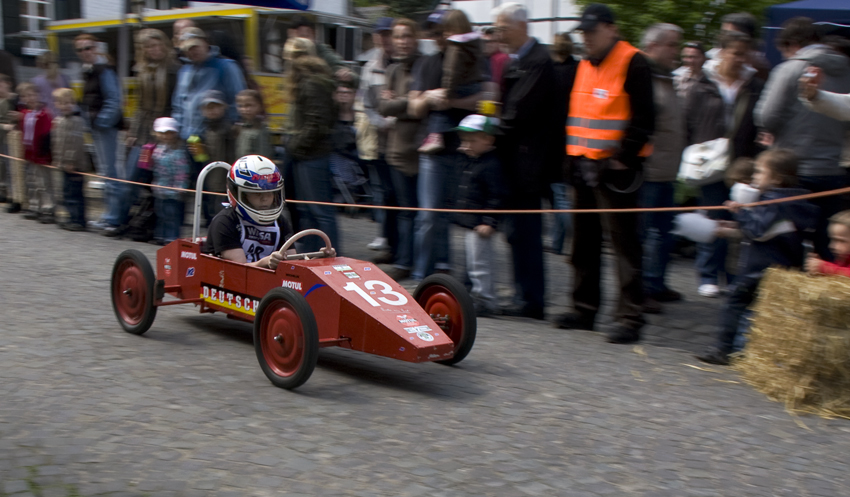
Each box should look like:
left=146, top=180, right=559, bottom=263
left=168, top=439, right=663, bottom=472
left=75, top=34, right=124, bottom=233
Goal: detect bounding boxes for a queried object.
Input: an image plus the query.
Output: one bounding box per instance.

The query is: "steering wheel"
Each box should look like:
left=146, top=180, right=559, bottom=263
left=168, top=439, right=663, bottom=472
left=275, top=229, right=337, bottom=260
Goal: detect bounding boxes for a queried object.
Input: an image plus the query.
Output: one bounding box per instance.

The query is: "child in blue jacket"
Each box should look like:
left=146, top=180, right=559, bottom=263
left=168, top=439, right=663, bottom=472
left=697, top=149, right=819, bottom=365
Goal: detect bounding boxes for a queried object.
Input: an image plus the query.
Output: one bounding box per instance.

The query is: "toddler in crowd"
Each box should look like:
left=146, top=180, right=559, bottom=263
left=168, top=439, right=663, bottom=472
left=418, top=10, right=485, bottom=154
left=18, top=82, right=53, bottom=222
left=151, top=117, right=190, bottom=244
left=697, top=149, right=818, bottom=365
left=196, top=90, right=235, bottom=223
left=234, top=89, right=272, bottom=159
left=806, top=210, right=850, bottom=277
left=51, top=88, right=90, bottom=231
left=453, top=114, right=505, bottom=316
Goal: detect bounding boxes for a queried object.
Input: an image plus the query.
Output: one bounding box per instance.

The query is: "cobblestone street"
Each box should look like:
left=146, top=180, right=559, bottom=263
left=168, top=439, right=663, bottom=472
left=2, top=211, right=850, bottom=496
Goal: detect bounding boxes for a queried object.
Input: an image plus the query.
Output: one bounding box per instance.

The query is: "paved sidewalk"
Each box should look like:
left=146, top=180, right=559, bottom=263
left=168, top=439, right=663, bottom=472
left=1, top=212, right=849, bottom=497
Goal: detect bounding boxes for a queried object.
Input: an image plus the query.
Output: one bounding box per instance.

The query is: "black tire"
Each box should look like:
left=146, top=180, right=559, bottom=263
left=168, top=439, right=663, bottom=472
left=254, top=288, right=319, bottom=389
left=111, top=249, right=158, bottom=335
left=413, top=273, right=477, bottom=365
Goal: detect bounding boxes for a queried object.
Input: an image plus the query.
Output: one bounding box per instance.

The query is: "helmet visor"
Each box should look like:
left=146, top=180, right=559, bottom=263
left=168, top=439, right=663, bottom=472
left=239, top=188, right=283, bottom=212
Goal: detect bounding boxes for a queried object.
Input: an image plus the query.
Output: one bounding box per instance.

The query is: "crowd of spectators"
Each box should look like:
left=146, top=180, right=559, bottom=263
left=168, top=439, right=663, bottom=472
left=1, top=4, right=849, bottom=354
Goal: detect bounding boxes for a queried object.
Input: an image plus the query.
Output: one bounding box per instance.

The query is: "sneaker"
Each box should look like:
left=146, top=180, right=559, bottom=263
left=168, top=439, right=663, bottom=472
left=417, top=133, right=444, bottom=154
left=6, top=202, right=21, bottom=213
left=695, top=347, right=730, bottom=366
left=553, top=312, right=595, bottom=331
left=88, top=219, right=108, bottom=231
left=651, top=289, right=683, bottom=302
left=102, top=225, right=123, bottom=237
left=384, top=267, right=411, bottom=281
left=367, top=237, right=390, bottom=251
left=698, top=284, right=721, bottom=298
left=642, top=297, right=662, bottom=314
left=606, top=326, right=641, bottom=344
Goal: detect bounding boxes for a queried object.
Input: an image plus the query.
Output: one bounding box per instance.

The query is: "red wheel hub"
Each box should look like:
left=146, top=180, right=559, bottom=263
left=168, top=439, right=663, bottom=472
left=113, top=261, right=147, bottom=325
left=419, top=285, right=464, bottom=347
left=260, top=301, right=304, bottom=377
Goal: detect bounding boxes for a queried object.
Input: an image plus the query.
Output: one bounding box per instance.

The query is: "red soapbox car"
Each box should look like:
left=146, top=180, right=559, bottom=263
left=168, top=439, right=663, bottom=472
left=110, top=162, right=476, bottom=389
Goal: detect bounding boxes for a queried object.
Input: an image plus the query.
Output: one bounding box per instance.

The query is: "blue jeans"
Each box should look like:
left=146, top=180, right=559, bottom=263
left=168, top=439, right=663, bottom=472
left=390, top=168, right=417, bottom=270
left=639, top=181, right=676, bottom=295
left=369, top=158, right=398, bottom=255
left=798, top=174, right=847, bottom=262
left=413, top=153, right=458, bottom=280
left=115, top=145, right=143, bottom=226
left=92, top=126, right=121, bottom=226
left=63, top=172, right=86, bottom=226
left=715, top=274, right=760, bottom=354
left=548, top=182, right=573, bottom=254
left=155, top=197, right=184, bottom=242
left=293, top=155, right=340, bottom=254
left=696, top=180, right=731, bottom=286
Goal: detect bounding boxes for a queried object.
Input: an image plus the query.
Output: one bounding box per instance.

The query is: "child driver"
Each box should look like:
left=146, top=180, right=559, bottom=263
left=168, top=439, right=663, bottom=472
left=202, top=155, right=294, bottom=269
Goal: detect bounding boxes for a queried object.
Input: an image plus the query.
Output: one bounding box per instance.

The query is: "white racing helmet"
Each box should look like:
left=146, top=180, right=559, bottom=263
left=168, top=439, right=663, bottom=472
left=227, top=155, right=284, bottom=225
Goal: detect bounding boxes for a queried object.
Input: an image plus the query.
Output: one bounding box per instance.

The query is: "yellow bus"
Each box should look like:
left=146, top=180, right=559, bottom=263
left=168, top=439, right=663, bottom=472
left=47, top=5, right=373, bottom=132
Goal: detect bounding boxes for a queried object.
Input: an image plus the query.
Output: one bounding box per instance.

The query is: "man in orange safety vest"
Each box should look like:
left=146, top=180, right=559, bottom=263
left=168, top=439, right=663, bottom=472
left=556, top=4, right=655, bottom=344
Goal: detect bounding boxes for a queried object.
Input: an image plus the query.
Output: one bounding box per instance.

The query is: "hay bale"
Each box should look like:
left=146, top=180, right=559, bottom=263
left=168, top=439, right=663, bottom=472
left=733, top=268, right=850, bottom=418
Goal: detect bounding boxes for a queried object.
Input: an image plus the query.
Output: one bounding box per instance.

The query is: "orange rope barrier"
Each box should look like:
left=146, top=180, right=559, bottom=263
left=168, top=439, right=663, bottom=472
left=5, top=153, right=849, bottom=215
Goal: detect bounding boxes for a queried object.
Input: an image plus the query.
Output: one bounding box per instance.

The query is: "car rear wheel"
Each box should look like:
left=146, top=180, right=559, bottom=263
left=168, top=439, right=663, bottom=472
left=254, top=288, right=319, bottom=389
left=111, top=249, right=158, bottom=335
left=413, top=274, right=477, bottom=365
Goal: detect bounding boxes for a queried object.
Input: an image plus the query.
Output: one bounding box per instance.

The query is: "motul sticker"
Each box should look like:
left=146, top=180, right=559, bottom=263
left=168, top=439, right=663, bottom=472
left=404, top=325, right=432, bottom=334
left=181, top=251, right=197, bottom=260
left=397, top=315, right=419, bottom=325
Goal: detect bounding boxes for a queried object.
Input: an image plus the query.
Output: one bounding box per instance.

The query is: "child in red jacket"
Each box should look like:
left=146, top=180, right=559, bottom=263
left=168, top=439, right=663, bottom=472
left=18, top=82, right=53, bottom=222
left=806, top=210, right=850, bottom=277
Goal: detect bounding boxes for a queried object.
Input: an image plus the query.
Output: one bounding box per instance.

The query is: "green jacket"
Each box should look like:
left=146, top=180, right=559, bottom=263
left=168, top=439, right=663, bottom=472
left=287, top=74, right=336, bottom=161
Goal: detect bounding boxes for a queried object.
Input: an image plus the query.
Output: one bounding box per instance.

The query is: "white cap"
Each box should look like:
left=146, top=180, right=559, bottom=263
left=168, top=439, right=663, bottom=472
left=455, top=114, right=500, bottom=135
left=153, top=117, right=179, bottom=133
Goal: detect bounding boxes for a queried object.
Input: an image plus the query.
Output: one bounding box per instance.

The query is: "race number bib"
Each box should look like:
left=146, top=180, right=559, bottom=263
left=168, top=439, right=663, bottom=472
left=239, top=220, right=281, bottom=263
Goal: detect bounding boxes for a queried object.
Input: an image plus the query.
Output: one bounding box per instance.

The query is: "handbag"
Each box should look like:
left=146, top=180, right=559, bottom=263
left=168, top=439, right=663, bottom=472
left=678, top=137, right=729, bottom=186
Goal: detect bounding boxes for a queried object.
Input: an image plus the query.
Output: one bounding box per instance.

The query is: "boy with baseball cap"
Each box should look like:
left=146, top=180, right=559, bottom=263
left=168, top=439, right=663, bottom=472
left=454, top=114, right=506, bottom=316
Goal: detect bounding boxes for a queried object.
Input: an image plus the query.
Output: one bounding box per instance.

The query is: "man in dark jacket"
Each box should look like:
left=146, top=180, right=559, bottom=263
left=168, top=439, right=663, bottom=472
left=494, top=3, right=564, bottom=320
left=558, top=4, right=655, bottom=344
left=755, top=17, right=850, bottom=261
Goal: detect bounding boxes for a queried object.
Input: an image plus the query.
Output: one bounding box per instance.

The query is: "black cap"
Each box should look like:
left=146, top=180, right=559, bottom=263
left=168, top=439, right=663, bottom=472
left=576, top=3, right=615, bottom=32
left=374, top=17, right=393, bottom=33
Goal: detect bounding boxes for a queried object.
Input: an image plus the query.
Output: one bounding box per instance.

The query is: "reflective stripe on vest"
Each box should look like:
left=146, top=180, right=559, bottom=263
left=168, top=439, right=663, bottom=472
left=566, top=40, right=653, bottom=160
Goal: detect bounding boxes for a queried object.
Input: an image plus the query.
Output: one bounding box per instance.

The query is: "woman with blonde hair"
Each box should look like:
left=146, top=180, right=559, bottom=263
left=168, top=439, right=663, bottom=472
left=110, top=28, right=180, bottom=236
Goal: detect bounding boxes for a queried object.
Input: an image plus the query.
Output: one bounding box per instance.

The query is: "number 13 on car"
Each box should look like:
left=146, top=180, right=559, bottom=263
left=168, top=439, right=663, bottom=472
left=343, top=280, right=408, bottom=306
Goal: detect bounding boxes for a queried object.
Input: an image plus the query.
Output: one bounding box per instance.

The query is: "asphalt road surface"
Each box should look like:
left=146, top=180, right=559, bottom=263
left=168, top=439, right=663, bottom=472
left=2, top=211, right=849, bottom=497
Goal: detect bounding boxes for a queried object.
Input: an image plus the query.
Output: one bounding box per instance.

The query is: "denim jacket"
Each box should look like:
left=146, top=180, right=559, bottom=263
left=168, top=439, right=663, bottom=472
left=172, top=47, right=247, bottom=139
